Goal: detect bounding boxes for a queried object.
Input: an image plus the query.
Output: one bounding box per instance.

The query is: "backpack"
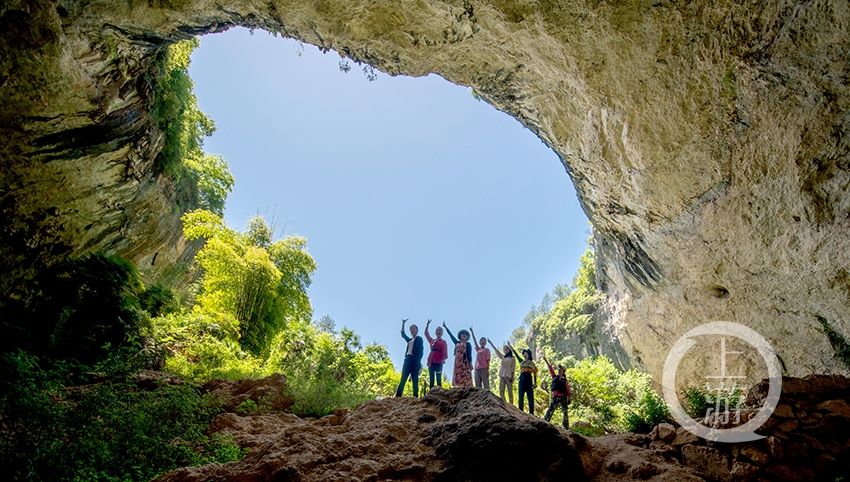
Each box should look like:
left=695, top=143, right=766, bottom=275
left=551, top=375, right=567, bottom=394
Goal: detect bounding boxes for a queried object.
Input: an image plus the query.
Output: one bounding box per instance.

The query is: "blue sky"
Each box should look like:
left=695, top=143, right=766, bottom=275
left=189, top=28, right=589, bottom=376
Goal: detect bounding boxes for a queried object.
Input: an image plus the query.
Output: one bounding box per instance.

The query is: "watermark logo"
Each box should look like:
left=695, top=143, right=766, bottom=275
left=662, top=321, right=782, bottom=443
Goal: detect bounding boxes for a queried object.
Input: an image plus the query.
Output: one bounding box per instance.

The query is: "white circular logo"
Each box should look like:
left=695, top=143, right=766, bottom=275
left=662, top=321, right=782, bottom=443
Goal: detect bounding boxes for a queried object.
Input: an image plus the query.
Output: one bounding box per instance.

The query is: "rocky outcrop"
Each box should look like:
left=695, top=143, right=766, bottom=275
left=203, top=373, right=293, bottom=413
left=538, top=310, right=635, bottom=371
left=2, top=1, right=849, bottom=381
left=160, top=375, right=850, bottom=481
left=159, top=387, right=699, bottom=482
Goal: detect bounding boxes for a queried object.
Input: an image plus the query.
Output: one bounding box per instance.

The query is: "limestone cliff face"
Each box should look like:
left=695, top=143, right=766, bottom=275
left=2, top=0, right=849, bottom=382
left=0, top=0, right=195, bottom=293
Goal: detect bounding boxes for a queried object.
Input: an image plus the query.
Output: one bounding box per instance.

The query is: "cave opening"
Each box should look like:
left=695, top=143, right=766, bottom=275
left=4, top=1, right=850, bottom=479
left=186, top=27, right=590, bottom=368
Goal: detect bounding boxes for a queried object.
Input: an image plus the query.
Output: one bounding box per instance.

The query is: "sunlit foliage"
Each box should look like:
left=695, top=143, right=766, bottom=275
left=507, top=240, right=670, bottom=434
left=154, top=211, right=399, bottom=415
left=527, top=247, right=601, bottom=352
left=181, top=210, right=315, bottom=356
left=149, top=40, right=234, bottom=214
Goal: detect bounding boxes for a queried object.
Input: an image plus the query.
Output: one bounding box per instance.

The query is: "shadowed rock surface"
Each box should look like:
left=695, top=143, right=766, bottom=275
left=637, top=374, right=850, bottom=481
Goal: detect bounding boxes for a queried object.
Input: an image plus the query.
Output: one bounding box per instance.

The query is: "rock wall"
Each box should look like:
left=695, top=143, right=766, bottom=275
left=0, top=0, right=196, bottom=294
left=639, top=374, right=850, bottom=481
left=2, top=0, right=849, bottom=381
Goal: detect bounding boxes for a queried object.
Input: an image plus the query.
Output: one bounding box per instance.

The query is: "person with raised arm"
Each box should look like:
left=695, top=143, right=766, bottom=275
left=469, top=326, right=491, bottom=390
left=488, top=339, right=516, bottom=404
left=395, top=318, right=424, bottom=397
left=423, top=319, right=448, bottom=391
left=542, top=354, right=572, bottom=429
left=507, top=342, right=537, bottom=415
left=442, top=321, right=473, bottom=388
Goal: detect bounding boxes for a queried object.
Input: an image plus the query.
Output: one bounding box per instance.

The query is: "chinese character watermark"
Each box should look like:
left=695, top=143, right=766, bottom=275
left=662, top=321, right=782, bottom=443
left=702, top=337, right=744, bottom=425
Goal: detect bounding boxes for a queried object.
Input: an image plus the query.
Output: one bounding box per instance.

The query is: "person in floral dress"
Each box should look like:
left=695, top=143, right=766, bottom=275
left=442, top=322, right=473, bottom=388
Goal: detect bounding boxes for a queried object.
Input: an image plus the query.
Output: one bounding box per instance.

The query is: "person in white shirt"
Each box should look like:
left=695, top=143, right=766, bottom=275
left=395, top=319, right=424, bottom=397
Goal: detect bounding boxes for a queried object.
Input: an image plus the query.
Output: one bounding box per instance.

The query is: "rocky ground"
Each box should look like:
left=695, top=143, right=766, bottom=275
left=156, top=374, right=850, bottom=481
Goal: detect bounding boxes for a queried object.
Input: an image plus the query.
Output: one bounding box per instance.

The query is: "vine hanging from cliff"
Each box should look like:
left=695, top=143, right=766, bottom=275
left=147, top=39, right=234, bottom=215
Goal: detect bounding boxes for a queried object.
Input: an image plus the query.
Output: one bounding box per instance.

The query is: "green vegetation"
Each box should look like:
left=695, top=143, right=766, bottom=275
left=0, top=35, right=401, bottom=481
left=148, top=39, right=234, bottom=215
left=152, top=210, right=399, bottom=416
left=817, top=315, right=850, bottom=370
left=236, top=398, right=259, bottom=416
left=1, top=253, right=148, bottom=364
left=508, top=245, right=600, bottom=357
left=0, top=256, right=243, bottom=481
left=0, top=211, right=401, bottom=479
left=1, top=39, right=243, bottom=472
left=681, top=384, right=745, bottom=420
left=568, top=356, right=668, bottom=434
left=532, top=248, right=601, bottom=348
left=281, top=327, right=399, bottom=417
left=180, top=209, right=315, bottom=358
left=521, top=355, right=670, bottom=436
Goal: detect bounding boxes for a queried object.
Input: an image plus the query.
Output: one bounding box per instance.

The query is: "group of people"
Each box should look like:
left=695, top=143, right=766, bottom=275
left=394, top=319, right=572, bottom=428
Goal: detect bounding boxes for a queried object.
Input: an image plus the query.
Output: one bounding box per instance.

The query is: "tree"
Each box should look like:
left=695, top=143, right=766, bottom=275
left=181, top=209, right=316, bottom=356
left=245, top=215, right=273, bottom=248
left=316, top=315, right=336, bottom=334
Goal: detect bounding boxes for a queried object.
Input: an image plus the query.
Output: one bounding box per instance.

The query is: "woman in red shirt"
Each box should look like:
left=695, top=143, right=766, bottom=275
left=424, top=319, right=449, bottom=390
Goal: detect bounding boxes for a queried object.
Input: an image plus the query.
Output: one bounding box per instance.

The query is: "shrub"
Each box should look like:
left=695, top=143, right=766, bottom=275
left=272, top=326, right=397, bottom=417
left=0, top=351, right=244, bottom=481
left=286, top=374, right=373, bottom=418
left=235, top=399, right=258, bottom=416
left=625, top=388, right=670, bottom=433
left=1, top=253, right=147, bottom=365
left=681, top=384, right=744, bottom=420
left=563, top=356, right=669, bottom=434
left=140, top=284, right=181, bottom=317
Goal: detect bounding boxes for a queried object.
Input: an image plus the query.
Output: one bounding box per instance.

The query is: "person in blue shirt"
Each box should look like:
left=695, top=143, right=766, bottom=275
left=395, top=318, right=425, bottom=397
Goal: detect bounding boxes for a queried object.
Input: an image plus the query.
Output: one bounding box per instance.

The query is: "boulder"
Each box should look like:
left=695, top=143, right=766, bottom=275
left=654, top=422, right=676, bottom=443
left=739, top=446, right=769, bottom=465
left=202, top=373, right=291, bottom=413
left=671, top=427, right=699, bottom=446
left=158, top=388, right=589, bottom=482
left=816, top=399, right=850, bottom=419
left=681, top=445, right=730, bottom=482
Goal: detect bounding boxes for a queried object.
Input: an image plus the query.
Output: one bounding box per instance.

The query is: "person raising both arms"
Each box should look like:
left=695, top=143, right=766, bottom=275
left=469, top=326, right=491, bottom=390
left=488, top=339, right=516, bottom=404
left=395, top=319, right=424, bottom=397
left=542, top=354, right=572, bottom=429
left=507, top=342, right=537, bottom=415
left=424, top=319, right=448, bottom=391
left=442, top=321, right=473, bottom=388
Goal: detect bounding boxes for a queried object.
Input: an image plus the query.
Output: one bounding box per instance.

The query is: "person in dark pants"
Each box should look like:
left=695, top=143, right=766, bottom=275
left=508, top=343, right=537, bottom=415
left=542, top=355, right=572, bottom=428
left=395, top=318, right=424, bottom=397
left=424, top=319, right=448, bottom=391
